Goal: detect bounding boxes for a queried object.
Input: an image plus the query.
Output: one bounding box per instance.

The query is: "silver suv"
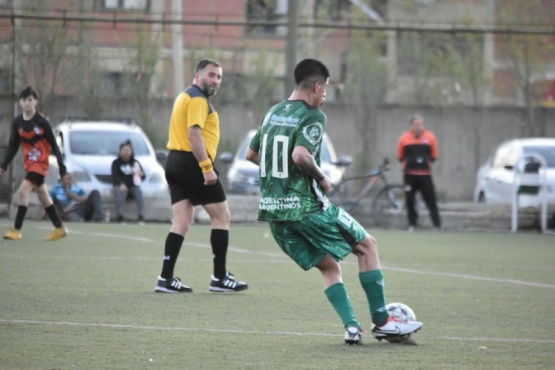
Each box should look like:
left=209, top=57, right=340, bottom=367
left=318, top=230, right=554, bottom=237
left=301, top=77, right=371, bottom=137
left=47, top=121, right=170, bottom=205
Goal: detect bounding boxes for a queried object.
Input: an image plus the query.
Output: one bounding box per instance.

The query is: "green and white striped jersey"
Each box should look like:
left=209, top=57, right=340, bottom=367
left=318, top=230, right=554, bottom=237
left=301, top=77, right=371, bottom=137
left=249, top=100, right=330, bottom=221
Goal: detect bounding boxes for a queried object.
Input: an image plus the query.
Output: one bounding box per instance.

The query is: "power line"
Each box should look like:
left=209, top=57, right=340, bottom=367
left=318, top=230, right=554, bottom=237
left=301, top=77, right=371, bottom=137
left=1, top=11, right=554, bottom=36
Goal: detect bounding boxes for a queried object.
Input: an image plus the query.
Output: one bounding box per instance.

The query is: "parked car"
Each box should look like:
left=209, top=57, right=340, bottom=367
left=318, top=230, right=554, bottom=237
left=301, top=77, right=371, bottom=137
left=473, top=138, right=555, bottom=206
left=46, top=121, right=169, bottom=203
left=219, top=129, right=352, bottom=194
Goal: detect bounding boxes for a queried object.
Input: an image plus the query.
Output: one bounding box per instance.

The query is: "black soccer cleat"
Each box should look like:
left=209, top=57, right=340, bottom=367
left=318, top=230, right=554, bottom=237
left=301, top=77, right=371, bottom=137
left=154, top=276, right=193, bottom=293
left=209, top=272, right=248, bottom=292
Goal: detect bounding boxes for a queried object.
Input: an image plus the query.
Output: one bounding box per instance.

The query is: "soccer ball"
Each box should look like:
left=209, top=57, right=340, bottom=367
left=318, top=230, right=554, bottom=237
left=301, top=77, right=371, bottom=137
left=385, top=302, right=416, bottom=343
left=386, top=302, right=416, bottom=323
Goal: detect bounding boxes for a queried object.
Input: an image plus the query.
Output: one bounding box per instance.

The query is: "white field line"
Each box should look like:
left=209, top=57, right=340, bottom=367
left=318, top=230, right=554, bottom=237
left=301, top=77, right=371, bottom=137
left=1, top=319, right=554, bottom=344
left=12, top=224, right=555, bottom=289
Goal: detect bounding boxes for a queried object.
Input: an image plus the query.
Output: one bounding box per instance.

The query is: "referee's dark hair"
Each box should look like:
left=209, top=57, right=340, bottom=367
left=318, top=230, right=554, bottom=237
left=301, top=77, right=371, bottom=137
left=195, top=59, right=221, bottom=73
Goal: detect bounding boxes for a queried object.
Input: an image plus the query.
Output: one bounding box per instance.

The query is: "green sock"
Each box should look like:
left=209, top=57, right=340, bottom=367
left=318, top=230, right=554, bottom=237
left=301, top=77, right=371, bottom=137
left=359, top=270, right=389, bottom=326
left=324, top=282, right=360, bottom=330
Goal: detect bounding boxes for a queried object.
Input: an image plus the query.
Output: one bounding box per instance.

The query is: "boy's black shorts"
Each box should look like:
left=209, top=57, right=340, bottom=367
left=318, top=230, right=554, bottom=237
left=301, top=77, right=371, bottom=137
left=25, top=172, right=45, bottom=187
left=165, top=150, right=226, bottom=206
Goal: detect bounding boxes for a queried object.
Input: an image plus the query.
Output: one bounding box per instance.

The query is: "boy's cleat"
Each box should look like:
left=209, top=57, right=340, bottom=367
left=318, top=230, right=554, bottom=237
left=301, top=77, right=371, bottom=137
left=3, top=229, right=22, bottom=240
left=209, top=272, right=248, bottom=292
left=344, top=326, right=363, bottom=345
left=372, top=316, right=423, bottom=340
left=46, top=227, right=68, bottom=241
left=154, top=276, right=193, bottom=293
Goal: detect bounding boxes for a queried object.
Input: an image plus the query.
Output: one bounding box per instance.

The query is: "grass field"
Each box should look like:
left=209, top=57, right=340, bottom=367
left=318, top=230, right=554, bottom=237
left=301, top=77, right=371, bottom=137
left=1, top=220, right=554, bottom=370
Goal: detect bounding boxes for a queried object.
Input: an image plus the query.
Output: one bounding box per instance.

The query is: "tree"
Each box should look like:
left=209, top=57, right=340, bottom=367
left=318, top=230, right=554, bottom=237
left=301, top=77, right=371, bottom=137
left=496, top=0, right=555, bottom=137
left=218, top=48, right=279, bottom=127
left=124, top=25, right=164, bottom=145
left=343, top=32, right=387, bottom=172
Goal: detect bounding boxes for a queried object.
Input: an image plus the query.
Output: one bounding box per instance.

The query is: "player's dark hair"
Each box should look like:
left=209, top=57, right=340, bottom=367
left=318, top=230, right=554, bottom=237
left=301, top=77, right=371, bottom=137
left=19, top=86, right=38, bottom=100
left=294, top=59, right=330, bottom=88
left=195, top=58, right=221, bottom=73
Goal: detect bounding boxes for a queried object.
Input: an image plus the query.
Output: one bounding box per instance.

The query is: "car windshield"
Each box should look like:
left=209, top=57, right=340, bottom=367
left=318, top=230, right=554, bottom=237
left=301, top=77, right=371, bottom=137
left=523, top=145, right=555, bottom=167
left=69, top=131, right=151, bottom=156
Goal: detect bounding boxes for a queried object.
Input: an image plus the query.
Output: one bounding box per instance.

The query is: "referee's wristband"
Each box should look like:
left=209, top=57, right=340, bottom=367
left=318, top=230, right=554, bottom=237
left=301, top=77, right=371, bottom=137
left=199, top=159, right=213, bottom=173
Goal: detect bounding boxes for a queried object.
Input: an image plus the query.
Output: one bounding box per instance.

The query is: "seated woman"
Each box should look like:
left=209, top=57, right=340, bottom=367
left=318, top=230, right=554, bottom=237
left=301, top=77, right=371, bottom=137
left=111, top=140, right=145, bottom=224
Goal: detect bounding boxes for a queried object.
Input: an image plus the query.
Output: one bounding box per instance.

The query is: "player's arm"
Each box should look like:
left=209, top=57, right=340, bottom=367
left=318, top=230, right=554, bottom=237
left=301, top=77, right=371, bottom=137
left=292, top=145, right=331, bottom=193
left=246, top=132, right=260, bottom=165
left=43, top=120, right=67, bottom=178
left=246, top=147, right=259, bottom=165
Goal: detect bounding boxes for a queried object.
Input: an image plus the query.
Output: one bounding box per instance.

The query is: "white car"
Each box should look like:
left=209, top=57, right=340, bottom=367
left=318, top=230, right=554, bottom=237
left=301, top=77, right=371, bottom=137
left=47, top=121, right=169, bottom=203
left=473, top=138, right=555, bottom=206
left=219, top=129, right=352, bottom=194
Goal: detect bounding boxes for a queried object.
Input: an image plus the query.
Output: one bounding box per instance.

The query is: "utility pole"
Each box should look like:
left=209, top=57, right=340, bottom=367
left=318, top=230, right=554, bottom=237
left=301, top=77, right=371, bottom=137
left=285, top=0, right=298, bottom=96
left=6, top=4, right=19, bottom=215
left=172, top=0, right=184, bottom=95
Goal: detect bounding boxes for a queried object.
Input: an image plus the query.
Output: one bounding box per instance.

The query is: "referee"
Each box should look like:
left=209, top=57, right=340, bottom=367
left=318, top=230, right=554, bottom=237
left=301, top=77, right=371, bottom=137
left=154, top=59, right=248, bottom=293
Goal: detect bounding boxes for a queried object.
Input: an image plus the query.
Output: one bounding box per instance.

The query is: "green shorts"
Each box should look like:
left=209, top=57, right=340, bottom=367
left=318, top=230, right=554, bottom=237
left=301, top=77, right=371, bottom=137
left=268, top=204, right=367, bottom=271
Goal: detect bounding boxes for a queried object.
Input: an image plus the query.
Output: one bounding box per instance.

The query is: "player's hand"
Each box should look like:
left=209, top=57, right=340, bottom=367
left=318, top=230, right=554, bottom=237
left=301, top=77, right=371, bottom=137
left=0, top=168, right=4, bottom=176
left=203, top=170, right=218, bottom=186
left=318, top=176, right=332, bottom=193
left=119, top=183, right=128, bottom=191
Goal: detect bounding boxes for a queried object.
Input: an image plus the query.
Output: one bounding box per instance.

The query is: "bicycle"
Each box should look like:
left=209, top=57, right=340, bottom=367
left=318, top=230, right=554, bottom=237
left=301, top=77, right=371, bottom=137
left=327, top=157, right=407, bottom=229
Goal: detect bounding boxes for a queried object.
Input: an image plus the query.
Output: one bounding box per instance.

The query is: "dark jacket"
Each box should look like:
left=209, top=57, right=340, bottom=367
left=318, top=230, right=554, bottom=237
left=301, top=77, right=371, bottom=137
left=111, top=157, right=145, bottom=188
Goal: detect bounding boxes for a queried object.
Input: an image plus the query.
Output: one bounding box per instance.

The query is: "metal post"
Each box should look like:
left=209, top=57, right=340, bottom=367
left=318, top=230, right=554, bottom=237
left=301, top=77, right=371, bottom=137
left=285, top=0, right=298, bottom=97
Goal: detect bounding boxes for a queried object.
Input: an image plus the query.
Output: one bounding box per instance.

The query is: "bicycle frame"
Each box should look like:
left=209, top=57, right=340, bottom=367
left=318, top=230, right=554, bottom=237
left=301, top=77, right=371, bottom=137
left=329, top=159, right=393, bottom=209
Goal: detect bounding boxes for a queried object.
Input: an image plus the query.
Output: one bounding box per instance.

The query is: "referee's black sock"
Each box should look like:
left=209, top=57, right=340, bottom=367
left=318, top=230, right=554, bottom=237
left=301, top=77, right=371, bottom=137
left=211, top=229, right=228, bottom=280
left=160, top=232, right=184, bottom=280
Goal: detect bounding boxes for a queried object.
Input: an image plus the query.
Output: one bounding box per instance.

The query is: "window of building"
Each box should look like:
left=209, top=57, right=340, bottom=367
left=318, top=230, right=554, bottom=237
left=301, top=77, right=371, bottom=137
left=0, top=0, right=12, bottom=7
left=100, top=0, right=149, bottom=11
left=101, top=72, right=133, bottom=97
left=246, top=0, right=287, bottom=36
left=397, top=31, right=483, bottom=76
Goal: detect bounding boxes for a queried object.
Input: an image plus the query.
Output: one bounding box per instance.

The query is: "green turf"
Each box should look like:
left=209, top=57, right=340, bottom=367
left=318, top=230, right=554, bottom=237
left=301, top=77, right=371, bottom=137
left=1, top=220, right=554, bottom=369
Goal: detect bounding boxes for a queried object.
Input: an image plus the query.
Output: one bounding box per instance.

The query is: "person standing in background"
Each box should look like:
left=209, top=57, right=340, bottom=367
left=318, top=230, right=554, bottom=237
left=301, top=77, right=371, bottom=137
left=111, top=140, right=145, bottom=224
left=0, top=86, right=68, bottom=241
left=397, top=114, right=441, bottom=232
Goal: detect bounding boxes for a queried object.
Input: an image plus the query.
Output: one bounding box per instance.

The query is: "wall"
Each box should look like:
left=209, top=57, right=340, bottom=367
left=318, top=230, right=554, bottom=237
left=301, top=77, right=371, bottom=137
left=2, top=97, right=554, bottom=202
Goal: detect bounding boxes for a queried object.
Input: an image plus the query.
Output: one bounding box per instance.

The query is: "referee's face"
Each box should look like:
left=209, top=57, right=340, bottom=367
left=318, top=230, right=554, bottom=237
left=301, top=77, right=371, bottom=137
left=196, top=64, right=222, bottom=97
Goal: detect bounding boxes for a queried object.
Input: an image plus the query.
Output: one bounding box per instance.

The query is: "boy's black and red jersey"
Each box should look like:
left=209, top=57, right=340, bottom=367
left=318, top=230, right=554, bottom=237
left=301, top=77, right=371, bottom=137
left=1, top=113, right=66, bottom=177
left=397, top=130, right=437, bottom=175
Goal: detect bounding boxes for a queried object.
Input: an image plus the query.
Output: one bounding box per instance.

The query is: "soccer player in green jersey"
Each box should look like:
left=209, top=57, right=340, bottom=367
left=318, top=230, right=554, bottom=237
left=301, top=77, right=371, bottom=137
left=246, top=58, right=423, bottom=344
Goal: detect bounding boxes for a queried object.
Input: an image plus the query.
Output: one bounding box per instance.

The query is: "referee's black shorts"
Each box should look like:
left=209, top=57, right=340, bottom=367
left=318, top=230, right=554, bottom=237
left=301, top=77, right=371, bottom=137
left=164, top=150, right=226, bottom=206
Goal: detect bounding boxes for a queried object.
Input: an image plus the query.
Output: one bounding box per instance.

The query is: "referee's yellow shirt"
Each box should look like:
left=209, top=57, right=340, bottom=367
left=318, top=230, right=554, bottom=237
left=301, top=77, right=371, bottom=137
left=167, top=85, right=220, bottom=160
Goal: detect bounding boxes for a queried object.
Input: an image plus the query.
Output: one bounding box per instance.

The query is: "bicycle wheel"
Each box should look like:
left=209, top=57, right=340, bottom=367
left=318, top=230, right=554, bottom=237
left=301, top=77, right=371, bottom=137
left=371, top=184, right=407, bottom=229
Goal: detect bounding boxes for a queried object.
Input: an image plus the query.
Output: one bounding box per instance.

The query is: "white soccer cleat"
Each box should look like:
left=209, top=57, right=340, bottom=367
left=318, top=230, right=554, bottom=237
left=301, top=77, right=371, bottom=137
left=344, top=326, right=363, bottom=345
left=372, top=316, right=423, bottom=340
